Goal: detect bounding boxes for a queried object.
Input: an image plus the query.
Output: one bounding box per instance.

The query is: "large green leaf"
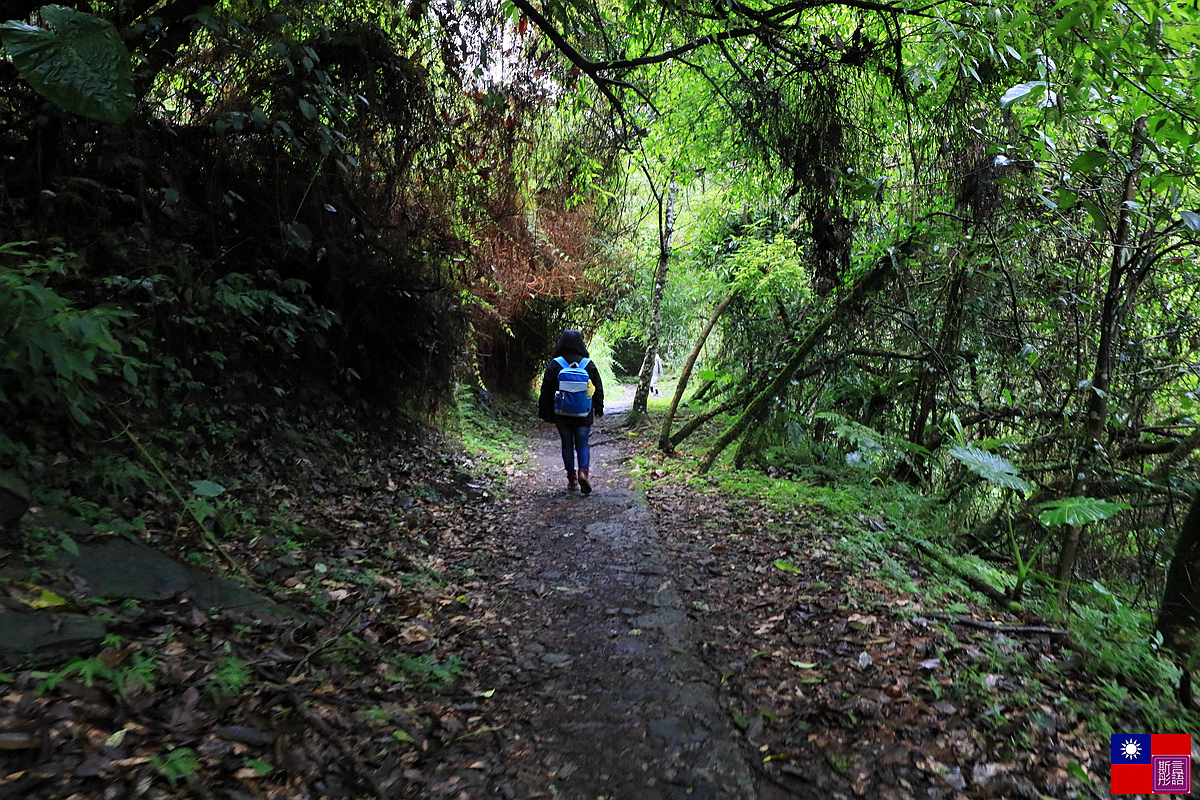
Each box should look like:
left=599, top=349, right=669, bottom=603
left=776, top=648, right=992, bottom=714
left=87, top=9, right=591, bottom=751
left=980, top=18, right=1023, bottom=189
left=815, top=412, right=933, bottom=459
left=0, top=6, right=135, bottom=124
left=948, top=446, right=1030, bottom=494
left=189, top=480, right=226, bottom=498
left=1070, top=149, right=1108, bottom=175
left=1000, top=81, right=1048, bottom=108
left=1036, top=497, right=1130, bottom=527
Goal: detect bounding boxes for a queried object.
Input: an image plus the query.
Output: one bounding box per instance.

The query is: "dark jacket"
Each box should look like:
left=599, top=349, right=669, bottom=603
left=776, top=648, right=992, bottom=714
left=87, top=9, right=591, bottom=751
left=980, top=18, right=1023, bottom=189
left=538, top=332, right=604, bottom=426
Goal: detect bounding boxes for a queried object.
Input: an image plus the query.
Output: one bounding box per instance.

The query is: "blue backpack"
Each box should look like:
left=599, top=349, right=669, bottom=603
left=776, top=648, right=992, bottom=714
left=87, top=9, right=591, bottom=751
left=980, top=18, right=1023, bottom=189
left=553, top=357, right=592, bottom=417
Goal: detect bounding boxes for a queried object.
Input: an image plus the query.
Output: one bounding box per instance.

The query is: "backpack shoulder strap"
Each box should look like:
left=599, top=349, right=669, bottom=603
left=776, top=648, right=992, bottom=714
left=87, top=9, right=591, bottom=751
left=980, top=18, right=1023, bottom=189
left=554, top=357, right=569, bottom=370
left=577, top=357, right=591, bottom=370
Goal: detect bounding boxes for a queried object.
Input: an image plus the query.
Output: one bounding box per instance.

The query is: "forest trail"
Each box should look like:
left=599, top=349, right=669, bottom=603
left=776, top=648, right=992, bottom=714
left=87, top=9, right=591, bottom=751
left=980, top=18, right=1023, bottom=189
left=4, top=2, right=1195, bottom=796
left=427, top=402, right=1107, bottom=800
left=0, top=396, right=1113, bottom=800
left=442, top=407, right=766, bottom=799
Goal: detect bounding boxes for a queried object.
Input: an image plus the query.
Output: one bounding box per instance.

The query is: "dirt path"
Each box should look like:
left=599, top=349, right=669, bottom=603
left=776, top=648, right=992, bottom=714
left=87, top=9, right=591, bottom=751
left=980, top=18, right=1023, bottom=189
left=0, top=393, right=1106, bottom=800
left=441, top=409, right=774, bottom=799
left=425, top=402, right=1105, bottom=800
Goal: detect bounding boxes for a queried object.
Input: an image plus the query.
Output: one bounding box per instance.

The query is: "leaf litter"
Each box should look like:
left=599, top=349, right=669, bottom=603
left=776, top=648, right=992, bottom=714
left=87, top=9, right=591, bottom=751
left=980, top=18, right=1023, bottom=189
left=640, top=457, right=1109, bottom=799
left=0, top=414, right=515, bottom=800
left=0, top=406, right=1114, bottom=798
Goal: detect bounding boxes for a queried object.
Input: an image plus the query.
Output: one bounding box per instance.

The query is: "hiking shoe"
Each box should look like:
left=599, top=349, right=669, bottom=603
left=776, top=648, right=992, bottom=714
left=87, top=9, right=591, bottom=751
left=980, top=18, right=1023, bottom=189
left=578, top=469, right=591, bottom=495
left=567, top=471, right=578, bottom=491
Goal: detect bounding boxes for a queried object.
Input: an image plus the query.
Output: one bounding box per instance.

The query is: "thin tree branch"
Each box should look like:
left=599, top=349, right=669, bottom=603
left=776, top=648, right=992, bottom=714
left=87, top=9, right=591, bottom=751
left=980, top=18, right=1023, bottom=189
left=508, top=0, right=630, bottom=117
left=601, top=27, right=763, bottom=70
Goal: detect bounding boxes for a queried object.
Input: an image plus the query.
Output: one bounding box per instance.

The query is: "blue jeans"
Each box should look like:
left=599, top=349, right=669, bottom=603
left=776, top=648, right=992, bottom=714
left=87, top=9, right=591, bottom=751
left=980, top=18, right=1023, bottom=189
left=556, top=424, right=591, bottom=473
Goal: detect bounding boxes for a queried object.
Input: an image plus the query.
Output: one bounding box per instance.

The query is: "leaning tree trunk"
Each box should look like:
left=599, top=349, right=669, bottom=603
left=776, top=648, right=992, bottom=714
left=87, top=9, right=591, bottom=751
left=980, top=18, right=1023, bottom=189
left=1158, top=490, right=1200, bottom=708
left=698, top=257, right=895, bottom=474
left=1149, top=426, right=1200, bottom=486
left=668, top=353, right=841, bottom=452
left=670, top=374, right=772, bottom=449
left=632, top=180, right=678, bottom=416
left=658, top=287, right=737, bottom=453
left=1056, top=116, right=1147, bottom=603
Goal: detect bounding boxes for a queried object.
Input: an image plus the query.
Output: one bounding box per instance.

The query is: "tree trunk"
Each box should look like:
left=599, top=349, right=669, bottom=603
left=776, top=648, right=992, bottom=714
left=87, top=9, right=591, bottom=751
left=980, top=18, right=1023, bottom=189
left=632, top=180, right=678, bottom=416
left=698, top=257, right=895, bottom=474
left=897, top=260, right=967, bottom=485
left=669, top=355, right=840, bottom=451
left=1158, top=490, right=1200, bottom=707
left=1148, top=426, right=1200, bottom=486
left=669, top=398, right=739, bottom=447
left=1056, top=116, right=1147, bottom=603
left=658, top=287, right=737, bottom=453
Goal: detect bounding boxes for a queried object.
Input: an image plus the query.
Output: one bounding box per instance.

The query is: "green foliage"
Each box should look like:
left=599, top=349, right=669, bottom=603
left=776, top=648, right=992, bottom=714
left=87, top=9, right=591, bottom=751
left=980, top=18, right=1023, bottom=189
left=816, top=412, right=932, bottom=472
left=0, top=244, right=130, bottom=426
left=580, top=329, right=618, bottom=391
left=358, top=705, right=394, bottom=726
left=715, top=465, right=870, bottom=520
left=0, top=6, right=135, bottom=123
left=1005, top=519, right=1056, bottom=601
left=37, top=648, right=158, bottom=697
left=207, top=655, right=251, bottom=700
left=122, top=270, right=338, bottom=401
left=728, top=229, right=810, bottom=305
left=1071, top=587, right=1197, bottom=732
left=1037, top=498, right=1132, bottom=528
left=189, top=480, right=226, bottom=499
left=183, top=480, right=233, bottom=533
left=384, top=653, right=463, bottom=690
left=452, top=384, right=528, bottom=485
left=150, top=746, right=200, bottom=788
left=948, top=447, right=1030, bottom=495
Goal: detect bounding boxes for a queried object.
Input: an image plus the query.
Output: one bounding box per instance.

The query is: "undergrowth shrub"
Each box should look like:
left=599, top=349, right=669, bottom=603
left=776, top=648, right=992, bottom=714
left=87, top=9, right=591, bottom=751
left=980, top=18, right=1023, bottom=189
left=0, top=243, right=131, bottom=431
left=0, top=239, right=361, bottom=524
left=108, top=267, right=339, bottom=408
left=452, top=382, right=530, bottom=482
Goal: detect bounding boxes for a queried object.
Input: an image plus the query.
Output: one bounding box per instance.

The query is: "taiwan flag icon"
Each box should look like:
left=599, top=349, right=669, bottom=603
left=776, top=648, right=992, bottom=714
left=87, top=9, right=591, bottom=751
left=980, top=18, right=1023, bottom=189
left=1110, top=733, right=1191, bottom=794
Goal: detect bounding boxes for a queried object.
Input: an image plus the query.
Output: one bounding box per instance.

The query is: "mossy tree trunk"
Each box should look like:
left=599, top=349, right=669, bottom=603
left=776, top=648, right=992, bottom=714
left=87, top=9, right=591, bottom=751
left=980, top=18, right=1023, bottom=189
left=698, top=257, right=895, bottom=474
left=658, top=287, right=736, bottom=453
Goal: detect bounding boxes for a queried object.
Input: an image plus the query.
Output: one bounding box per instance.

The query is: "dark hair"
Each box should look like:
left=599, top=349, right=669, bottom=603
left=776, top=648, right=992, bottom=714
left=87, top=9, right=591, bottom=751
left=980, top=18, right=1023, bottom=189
left=553, top=329, right=589, bottom=358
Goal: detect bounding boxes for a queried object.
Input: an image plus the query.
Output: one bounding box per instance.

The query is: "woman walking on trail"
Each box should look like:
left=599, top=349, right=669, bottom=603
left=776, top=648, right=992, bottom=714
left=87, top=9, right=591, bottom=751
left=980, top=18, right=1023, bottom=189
left=538, top=330, right=604, bottom=494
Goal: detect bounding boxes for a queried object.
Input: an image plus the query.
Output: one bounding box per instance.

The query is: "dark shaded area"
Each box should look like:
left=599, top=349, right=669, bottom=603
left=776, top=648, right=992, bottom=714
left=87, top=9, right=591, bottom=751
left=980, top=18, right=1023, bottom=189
left=0, top=10, right=463, bottom=406
left=1158, top=491, right=1200, bottom=706
left=611, top=334, right=648, bottom=375
left=477, top=309, right=559, bottom=395
left=0, top=611, right=106, bottom=667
